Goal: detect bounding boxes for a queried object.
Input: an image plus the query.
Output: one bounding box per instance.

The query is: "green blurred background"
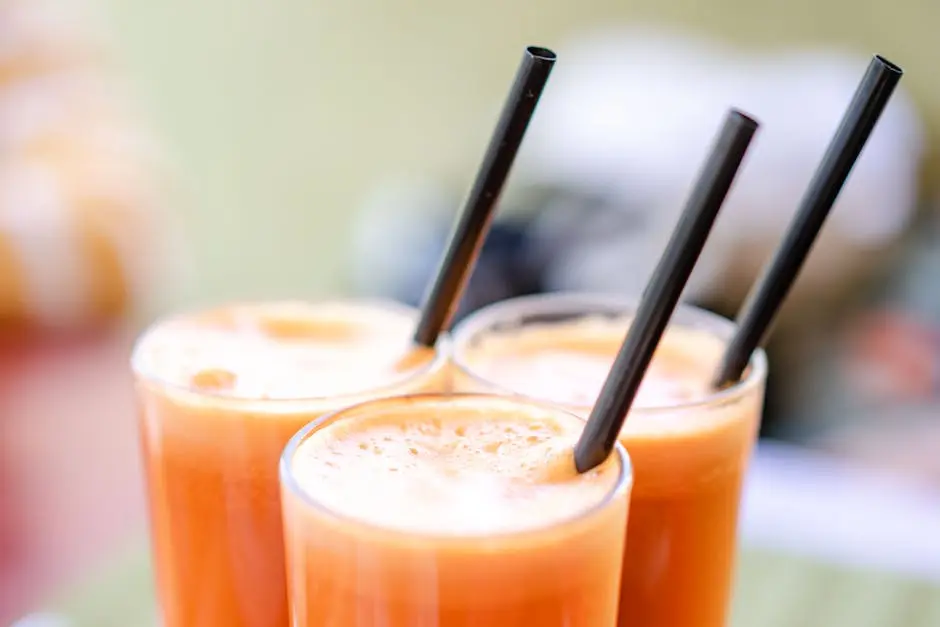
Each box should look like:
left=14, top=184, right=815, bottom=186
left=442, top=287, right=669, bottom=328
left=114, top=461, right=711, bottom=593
left=97, top=0, right=940, bottom=309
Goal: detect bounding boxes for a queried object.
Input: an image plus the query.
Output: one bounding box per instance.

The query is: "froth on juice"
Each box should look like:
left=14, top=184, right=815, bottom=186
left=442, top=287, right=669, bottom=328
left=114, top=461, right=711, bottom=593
left=280, top=394, right=632, bottom=626
left=451, top=293, right=767, bottom=627
left=132, top=301, right=449, bottom=627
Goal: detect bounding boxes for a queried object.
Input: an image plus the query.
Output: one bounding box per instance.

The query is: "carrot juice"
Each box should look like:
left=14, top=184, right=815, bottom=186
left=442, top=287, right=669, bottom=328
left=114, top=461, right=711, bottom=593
left=280, top=394, right=632, bottom=626
left=131, top=301, right=449, bottom=627
left=451, top=293, right=767, bottom=627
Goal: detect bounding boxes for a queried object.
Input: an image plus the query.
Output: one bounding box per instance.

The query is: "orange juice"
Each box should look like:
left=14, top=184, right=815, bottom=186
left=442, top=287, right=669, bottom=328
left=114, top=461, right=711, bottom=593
left=132, top=301, right=449, bottom=627
left=452, top=294, right=767, bottom=627
left=280, top=394, right=631, bottom=626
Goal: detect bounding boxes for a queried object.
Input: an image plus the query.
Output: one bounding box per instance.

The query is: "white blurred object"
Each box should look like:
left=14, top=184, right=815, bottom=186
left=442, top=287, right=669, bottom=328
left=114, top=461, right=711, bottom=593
left=743, top=441, right=940, bottom=583
left=10, top=613, right=71, bottom=627
left=516, top=27, right=926, bottom=302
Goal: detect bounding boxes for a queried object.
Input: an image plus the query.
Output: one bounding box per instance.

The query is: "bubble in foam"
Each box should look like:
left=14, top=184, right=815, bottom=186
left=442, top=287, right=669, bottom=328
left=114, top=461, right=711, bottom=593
left=190, top=368, right=237, bottom=391
left=254, top=311, right=355, bottom=340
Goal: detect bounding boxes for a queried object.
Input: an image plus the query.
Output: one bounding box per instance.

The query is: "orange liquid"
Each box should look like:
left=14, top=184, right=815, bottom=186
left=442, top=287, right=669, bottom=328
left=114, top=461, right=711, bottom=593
left=453, top=306, right=765, bottom=627
left=132, top=301, right=448, bottom=627
left=281, top=394, right=631, bottom=627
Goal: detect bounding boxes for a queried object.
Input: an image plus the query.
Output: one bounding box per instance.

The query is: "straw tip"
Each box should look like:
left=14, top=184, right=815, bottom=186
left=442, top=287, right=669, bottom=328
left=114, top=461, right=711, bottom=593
left=873, top=54, right=903, bottom=76
left=728, top=108, right=760, bottom=130
left=526, top=46, right=557, bottom=62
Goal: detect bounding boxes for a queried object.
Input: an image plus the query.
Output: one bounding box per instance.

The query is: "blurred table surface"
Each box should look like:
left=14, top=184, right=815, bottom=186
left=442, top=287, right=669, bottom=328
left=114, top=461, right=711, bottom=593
left=36, top=441, right=940, bottom=627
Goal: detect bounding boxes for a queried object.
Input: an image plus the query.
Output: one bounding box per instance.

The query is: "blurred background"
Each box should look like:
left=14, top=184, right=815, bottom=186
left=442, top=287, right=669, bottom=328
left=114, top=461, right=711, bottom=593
left=2, top=0, right=939, bottom=625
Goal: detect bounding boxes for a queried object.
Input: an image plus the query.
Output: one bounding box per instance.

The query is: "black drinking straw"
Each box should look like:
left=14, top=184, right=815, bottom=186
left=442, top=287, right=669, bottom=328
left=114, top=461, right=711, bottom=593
left=712, top=55, right=903, bottom=389
left=412, top=46, right=556, bottom=347
left=574, top=110, right=759, bottom=473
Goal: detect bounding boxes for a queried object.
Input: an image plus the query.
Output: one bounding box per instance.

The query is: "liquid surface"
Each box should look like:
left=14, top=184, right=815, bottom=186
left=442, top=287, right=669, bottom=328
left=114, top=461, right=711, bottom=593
left=458, top=316, right=726, bottom=413
left=134, top=301, right=433, bottom=399
left=290, top=397, right=621, bottom=535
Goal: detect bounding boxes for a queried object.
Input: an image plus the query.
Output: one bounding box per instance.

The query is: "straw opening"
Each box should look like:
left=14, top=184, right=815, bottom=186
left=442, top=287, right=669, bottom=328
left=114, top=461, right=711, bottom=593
left=729, top=108, right=758, bottom=128
left=874, top=55, right=903, bottom=75
left=526, top=46, right=557, bottom=61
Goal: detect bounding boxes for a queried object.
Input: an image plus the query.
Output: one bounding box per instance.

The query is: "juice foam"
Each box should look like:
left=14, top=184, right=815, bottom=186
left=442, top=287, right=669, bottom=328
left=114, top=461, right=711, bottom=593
left=135, top=300, right=434, bottom=401
left=291, top=396, right=620, bottom=535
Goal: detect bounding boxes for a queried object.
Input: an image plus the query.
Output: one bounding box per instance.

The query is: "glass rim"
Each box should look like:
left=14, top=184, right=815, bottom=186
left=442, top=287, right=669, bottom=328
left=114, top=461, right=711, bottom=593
left=451, top=291, right=768, bottom=414
left=279, top=392, right=633, bottom=542
left=130, top=298, right=449, bottom=406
